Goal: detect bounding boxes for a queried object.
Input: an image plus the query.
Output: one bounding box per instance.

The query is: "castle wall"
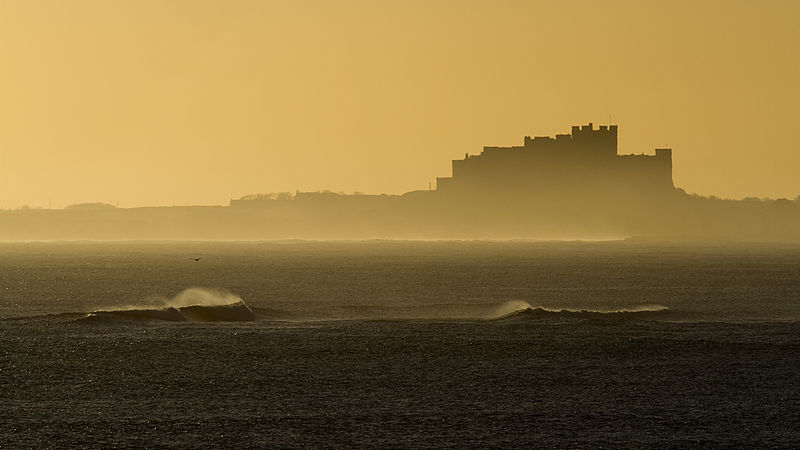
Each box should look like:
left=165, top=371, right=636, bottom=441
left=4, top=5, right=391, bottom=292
left=615, top=150, right=673, bottom=191
left=438, top=124, right=673, bottom=195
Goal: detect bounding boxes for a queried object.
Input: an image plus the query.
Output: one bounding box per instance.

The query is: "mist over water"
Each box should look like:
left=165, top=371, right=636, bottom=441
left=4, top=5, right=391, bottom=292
left=164, top=287, right=246, bottom=308
left=490, top=300, right=534, bottom=317
left=1, top=240, right=799, bottom=322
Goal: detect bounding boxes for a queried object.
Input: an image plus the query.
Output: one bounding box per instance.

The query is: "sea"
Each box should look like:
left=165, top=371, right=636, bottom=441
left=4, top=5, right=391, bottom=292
left=1, top=240, right=799, bottom=448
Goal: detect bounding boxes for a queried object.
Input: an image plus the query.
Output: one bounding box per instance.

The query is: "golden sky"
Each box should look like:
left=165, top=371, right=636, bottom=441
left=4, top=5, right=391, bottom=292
left=0, top=0, right=798, bottom=208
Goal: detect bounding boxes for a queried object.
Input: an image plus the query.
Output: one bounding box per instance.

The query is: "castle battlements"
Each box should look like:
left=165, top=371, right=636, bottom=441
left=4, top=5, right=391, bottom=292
left=436, top=124, right=673, bottom=194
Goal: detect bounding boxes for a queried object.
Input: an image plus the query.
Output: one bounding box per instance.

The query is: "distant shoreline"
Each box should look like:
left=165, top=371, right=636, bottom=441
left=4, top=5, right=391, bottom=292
left=2, top=190, right=800, bottom=242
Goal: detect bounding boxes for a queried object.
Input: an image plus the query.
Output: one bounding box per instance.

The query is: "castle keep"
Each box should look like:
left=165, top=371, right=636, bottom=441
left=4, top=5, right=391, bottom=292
left=436, top=124, right=673, bottom=195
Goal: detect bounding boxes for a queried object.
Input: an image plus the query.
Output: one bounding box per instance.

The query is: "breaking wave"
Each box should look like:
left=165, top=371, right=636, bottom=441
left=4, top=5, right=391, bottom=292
left=11, top=291, right=677, bottom=324
left=490, top=301, right=671, bottom=322
left=77, top=288, right=258, bottom=323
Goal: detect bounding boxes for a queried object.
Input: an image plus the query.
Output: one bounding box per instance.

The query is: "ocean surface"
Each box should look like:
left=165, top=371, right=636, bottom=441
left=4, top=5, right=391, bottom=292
left=1, top=240, right=799, bottom=447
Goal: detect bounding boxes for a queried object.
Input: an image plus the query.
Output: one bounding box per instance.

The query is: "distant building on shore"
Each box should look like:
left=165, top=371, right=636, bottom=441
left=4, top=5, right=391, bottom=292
left=436, top=124, right=673, bottom=194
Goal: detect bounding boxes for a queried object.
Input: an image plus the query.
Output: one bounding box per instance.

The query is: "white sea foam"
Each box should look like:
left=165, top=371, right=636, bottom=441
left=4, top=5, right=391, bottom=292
left=166, top=287, right=246, bottom=308
left=490, top=300, right=669, bottom=320
left=491, top=300, right=534, bottom=318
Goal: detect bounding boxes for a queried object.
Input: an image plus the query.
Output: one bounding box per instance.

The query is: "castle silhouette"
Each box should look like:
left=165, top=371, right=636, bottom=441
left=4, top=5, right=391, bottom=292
left=436, top=124, right=673, bottom=194
left=5, top=121, right=800, bottom=241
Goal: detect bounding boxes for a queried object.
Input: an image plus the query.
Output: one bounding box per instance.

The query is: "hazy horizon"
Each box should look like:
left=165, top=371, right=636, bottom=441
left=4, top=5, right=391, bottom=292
left=1, top=0, right=798, bottom=209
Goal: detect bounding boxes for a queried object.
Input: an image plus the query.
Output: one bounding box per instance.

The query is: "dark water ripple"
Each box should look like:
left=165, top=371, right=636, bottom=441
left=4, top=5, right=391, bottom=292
left=2, top=320, right=800, bottom=447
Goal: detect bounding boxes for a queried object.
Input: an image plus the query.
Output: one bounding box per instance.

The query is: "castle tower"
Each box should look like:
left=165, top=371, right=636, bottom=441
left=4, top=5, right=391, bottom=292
left=571, top=123, right=617, bottom=159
